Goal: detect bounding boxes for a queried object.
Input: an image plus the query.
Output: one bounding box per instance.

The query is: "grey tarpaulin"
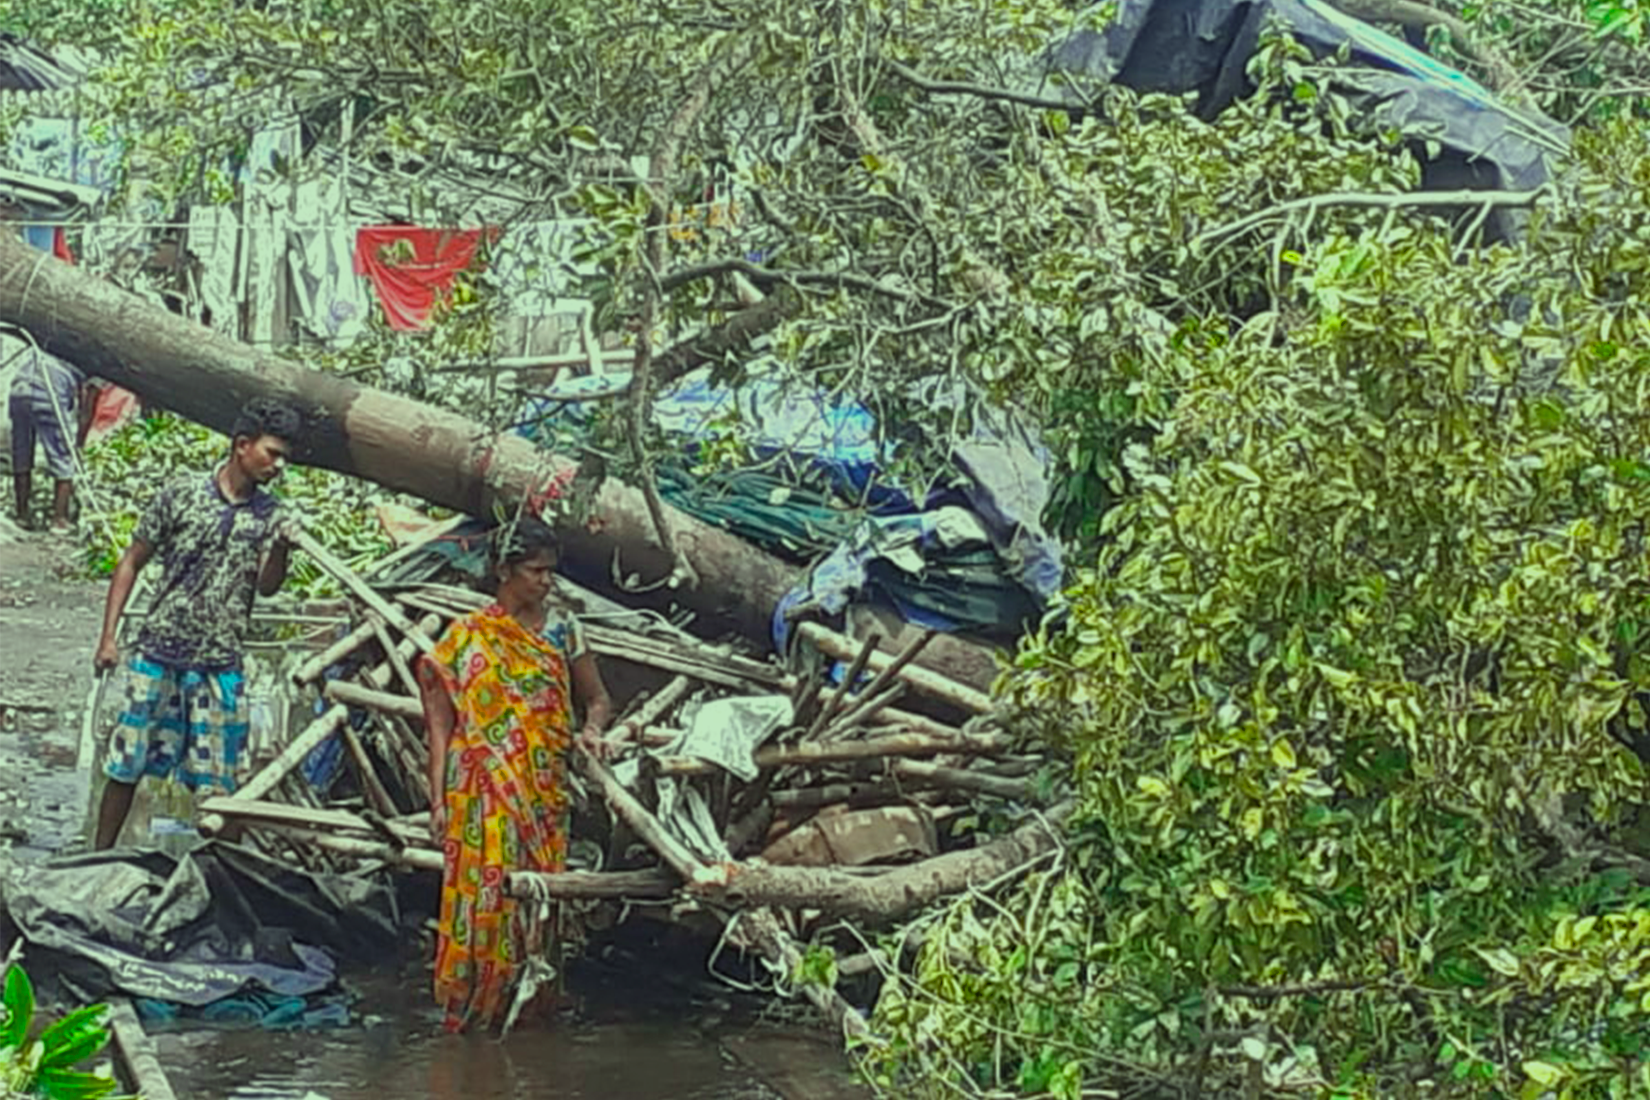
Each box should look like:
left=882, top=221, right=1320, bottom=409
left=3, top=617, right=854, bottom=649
left=1040, top=0, right=1570, bottom=239
left=0, top=842, right=401, bottom=1006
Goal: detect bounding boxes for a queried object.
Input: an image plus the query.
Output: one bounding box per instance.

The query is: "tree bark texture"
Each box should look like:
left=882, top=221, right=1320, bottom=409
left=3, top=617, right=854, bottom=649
left=0, top=237, right=998, bottom=686
left=704, top=802, right=1072, bottom=925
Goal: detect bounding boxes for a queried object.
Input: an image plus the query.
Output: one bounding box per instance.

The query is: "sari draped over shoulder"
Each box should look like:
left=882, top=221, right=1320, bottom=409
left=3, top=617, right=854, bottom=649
left=422, top=602, right=575, bottom=1030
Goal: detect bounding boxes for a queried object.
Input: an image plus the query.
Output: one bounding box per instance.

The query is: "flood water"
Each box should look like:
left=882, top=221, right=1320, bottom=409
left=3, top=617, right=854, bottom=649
left=148, top=969, right=865, bottom=1100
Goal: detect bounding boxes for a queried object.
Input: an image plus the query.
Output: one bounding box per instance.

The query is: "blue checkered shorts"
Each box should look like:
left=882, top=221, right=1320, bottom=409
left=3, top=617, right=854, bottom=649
left=104, top=656, right=248, bottom=792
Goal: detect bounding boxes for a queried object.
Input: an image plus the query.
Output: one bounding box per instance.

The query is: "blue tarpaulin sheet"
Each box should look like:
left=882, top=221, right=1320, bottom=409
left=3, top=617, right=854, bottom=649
left=517, top=366, right=1063, bottom=646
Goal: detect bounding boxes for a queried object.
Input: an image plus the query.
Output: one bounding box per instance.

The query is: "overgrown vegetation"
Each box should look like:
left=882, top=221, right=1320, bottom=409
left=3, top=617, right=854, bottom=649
left=6, top=0, right=1650, bottom=1096
left=866, top=35, right=1650, bottom=1100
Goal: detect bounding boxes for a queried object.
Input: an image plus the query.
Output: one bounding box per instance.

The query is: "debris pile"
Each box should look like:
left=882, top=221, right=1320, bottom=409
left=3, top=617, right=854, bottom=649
left=198, top=524, right=1059, bottom=1034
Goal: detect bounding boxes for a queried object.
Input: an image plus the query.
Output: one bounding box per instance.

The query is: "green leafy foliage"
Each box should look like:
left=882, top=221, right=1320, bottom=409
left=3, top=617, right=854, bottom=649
left=0, top=966, right=125, bottom=1100
left=868, top=112, right=1650, bottom=1097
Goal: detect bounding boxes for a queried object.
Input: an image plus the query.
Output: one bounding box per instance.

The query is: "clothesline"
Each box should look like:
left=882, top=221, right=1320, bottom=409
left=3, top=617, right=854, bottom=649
left=10, top=219, right=555, bottom=230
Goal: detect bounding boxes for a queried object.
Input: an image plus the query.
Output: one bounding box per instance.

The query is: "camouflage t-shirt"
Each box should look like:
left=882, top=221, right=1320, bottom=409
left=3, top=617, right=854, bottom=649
left=134, top=471, right=283, bottom=670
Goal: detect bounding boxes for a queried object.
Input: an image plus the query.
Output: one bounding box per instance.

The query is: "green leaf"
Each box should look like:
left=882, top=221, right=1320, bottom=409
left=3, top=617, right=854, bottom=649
left=1521, top=1060, right=1564, bottom=1086
left=31, top=1066, right=120, bottom=1100
left=1, top=967, right=35, bottom=1050
left=37, top=1005, right=110, bottom=1071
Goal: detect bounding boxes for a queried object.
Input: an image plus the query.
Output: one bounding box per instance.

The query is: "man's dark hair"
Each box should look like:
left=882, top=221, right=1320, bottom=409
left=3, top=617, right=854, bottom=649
left=494, top=515, right=560, bottom=568
left=231, top=398, right=302, bottom=445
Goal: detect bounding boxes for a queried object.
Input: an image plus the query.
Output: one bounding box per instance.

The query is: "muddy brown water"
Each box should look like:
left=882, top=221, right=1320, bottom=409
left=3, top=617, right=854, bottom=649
left=0, top=533, right=867, bottom=1100
left=148, top=969, right=855, bottom=1100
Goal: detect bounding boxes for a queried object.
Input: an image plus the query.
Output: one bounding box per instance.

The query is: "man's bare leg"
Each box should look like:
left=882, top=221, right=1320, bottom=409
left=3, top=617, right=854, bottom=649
left=12, top=471, right=30, bottom=525
left=51, top=479, right=73, bottom=530
left=94, top=779, right=137, bottom=849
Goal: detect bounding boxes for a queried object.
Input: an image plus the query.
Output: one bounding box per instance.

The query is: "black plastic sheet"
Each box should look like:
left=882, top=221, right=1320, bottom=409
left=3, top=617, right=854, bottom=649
left=0, top=841, right=402, bottom=1006
left=1041, top=0, right=1570, bottom=239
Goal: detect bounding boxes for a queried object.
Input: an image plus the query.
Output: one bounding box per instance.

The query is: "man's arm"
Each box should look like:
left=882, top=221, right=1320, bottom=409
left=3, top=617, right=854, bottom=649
left=95, top=539, right=154, bottom=672
left=256, top=521, right=295, bottom=597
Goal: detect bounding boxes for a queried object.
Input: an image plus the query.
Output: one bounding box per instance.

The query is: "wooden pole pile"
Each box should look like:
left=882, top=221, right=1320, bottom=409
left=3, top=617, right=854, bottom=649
left=205, top=527, right=1059, bottom=1039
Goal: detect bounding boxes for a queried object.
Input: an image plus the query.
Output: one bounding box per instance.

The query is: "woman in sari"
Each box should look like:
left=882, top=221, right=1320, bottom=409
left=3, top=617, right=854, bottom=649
left=416, top=516, right=613, bottom=1031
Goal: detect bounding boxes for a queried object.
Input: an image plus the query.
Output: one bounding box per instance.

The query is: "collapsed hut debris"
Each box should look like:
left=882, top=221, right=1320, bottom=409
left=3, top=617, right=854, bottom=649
left=199, top=524, right=1059, bottom=1038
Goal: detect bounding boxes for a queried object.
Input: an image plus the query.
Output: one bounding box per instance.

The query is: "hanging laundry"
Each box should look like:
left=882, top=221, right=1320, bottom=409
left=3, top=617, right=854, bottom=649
left=353, top=226, right=498, bottom=331
left=288, top=175, right=368, bottom=343
left=187, top=205, right=240, bottom=338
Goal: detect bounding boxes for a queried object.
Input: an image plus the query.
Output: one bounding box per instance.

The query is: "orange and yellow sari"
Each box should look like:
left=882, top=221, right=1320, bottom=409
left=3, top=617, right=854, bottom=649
left=421, top=603, right=574, bottom=1030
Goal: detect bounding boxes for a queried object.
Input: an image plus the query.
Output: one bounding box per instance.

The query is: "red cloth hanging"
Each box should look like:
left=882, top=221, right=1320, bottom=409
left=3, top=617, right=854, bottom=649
left=352, top=226, right=498, bottom=331
left=51, top=226, right=74, bottom=264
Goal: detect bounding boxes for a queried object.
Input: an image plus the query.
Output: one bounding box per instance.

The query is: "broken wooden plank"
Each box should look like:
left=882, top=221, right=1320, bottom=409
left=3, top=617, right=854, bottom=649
left=199, top=797, right=426, bottom=845
left=107, top=998, right=179, bottom=1100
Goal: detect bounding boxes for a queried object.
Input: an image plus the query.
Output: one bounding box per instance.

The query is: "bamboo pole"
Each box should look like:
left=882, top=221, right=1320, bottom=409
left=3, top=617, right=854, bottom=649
left=292, top=618, right=376, bottom=685
left=337, top=718, right=399, bottom=819
left=362, top=512, right=470, bottom=579
left=290, top=528, right=435, bottom=654
left=610, top=674, right=694, bottom=745
left=892, top=759, right=1032, bottom=801
left=213, top=811, right=678, bottom=899
left=797, top=622, right=991, bottom=715
left=800, top=631, right=880, bottom=741
left=819, top=681, right=907, bottom=742
left=369, top=613, right=421, bottom=697
left=198, top=612, right=442, bottom=837
left=325, top=680, right=423, bottom=720
left=576, top=745, right=708, bottom=883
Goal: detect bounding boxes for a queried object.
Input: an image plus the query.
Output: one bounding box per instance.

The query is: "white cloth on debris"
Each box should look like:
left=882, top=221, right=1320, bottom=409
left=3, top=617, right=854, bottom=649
left=660, top=695, right=794, bottom=782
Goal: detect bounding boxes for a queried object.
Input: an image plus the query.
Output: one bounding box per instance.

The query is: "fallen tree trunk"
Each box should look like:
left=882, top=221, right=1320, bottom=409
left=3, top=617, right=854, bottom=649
left=707, top=802, right=1071, bottom=924
left=0, top=235, right=998, bottom=687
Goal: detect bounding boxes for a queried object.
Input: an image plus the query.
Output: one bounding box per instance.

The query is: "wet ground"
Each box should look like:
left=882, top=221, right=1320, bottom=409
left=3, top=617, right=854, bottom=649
left=0, top=525, right=868, bottom=1100
left=0, top=521, right=103, bottom=857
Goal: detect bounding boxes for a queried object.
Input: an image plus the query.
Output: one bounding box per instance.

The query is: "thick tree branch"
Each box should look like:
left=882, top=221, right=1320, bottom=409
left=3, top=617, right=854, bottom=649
left=1191, top=185, right=1552, bottom=249
left=659, top=256, right=945, bottom=306
left=624, top=54, right=733, bottom=593
left=884, top=59, right=1087, bottom=113
left=652, top=293, right=800, bottom=389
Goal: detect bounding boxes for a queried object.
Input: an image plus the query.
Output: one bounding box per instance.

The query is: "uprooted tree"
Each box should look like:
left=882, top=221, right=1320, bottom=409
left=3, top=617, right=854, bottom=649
left=7, top=0, right=1650, bottom=1096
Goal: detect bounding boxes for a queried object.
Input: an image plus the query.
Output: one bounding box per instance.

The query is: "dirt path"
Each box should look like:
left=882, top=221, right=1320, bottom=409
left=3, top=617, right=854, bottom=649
left=0, top=520, right=103, bottom=857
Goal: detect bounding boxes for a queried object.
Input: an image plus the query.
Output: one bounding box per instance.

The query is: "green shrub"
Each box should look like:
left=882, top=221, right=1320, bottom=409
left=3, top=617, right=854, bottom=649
left=869, top=115, right=1650, bottom=1100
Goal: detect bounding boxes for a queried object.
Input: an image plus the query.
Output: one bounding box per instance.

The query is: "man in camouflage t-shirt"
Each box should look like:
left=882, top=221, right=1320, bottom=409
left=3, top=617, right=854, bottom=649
left=91, top=398, right=303, bottom=849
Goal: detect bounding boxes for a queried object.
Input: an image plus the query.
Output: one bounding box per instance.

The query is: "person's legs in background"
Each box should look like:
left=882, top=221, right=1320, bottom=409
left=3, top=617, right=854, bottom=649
left=32, top=394, right=79, bottom=532
left=8, top=393, right=35, bottom=526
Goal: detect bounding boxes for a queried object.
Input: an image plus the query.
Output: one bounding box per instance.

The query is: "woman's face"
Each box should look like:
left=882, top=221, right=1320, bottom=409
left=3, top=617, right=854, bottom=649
left=497, top=549, right=557, bottom=604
